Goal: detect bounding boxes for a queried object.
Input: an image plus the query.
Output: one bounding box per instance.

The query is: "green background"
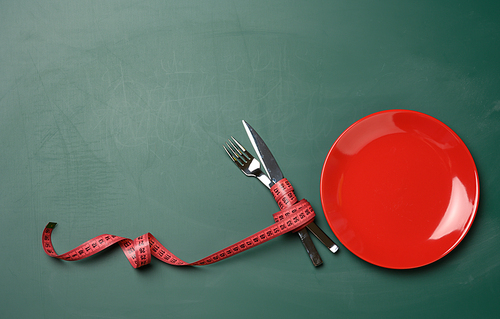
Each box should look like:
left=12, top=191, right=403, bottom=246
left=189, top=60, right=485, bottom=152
left=1, top=0, right=499, bottom=318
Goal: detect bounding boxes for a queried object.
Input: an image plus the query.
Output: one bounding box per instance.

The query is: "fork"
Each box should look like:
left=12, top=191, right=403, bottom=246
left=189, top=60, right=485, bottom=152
left=223, top=137, right=274, bottom=189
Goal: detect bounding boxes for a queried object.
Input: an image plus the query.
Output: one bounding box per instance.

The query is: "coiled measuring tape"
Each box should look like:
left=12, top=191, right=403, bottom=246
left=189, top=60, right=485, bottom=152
left=42, top=179, right=315, bottom=268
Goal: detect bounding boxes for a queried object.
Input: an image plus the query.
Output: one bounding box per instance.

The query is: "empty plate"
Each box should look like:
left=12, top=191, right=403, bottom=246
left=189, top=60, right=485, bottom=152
left=320, top=110, right=479, bottom=269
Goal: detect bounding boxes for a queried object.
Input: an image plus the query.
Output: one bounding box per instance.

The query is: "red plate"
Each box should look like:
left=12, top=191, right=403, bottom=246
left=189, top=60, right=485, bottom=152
left=320, top=110, right=479, bottom=269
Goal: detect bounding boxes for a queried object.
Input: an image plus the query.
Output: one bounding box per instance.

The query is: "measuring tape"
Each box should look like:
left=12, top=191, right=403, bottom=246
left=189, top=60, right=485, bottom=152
left=42, top=179, right=316, bottom=268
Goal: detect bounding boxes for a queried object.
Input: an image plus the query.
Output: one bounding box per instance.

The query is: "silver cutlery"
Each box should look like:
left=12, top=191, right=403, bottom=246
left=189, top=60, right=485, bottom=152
left=242, top=120, right=339, bottom=255
left=224, top=137, right=323, bottom=266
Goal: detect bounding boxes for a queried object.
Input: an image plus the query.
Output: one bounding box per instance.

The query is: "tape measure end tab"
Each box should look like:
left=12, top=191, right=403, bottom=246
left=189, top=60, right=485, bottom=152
left=46, top=222, right=57, bottom=229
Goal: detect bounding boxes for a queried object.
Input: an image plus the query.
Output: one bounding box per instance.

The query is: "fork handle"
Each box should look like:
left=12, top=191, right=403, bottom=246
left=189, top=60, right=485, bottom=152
left=255, top=172, right=273, bottom=189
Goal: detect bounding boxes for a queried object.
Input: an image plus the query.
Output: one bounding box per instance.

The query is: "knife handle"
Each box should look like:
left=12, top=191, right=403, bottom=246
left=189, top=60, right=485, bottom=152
left=271, top=178, right=339, bottom=254
left=306, top=222, right=339, bottom=253
left=270, top=179, right=323, bottom=266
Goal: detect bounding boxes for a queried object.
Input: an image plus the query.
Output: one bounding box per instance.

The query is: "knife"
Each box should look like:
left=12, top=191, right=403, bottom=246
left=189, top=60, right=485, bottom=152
left=243, top=120, right=339, bottom=256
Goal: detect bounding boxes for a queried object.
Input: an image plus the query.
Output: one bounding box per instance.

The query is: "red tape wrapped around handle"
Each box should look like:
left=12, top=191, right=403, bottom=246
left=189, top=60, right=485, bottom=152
left=42, top=196, right=315, bottom=268
left=271, top=178, right=313, bottom=233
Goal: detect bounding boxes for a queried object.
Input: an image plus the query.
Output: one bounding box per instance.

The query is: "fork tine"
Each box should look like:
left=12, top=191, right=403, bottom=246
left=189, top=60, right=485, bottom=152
left=228, top=139, right=244, bottom=159
left=229, top=137, right=252, bottom=163
left=230, top=136, right=246, bottom=152
left=225, top=141, right=246, bottom=165
left=223, top=145, right=237, bottom=163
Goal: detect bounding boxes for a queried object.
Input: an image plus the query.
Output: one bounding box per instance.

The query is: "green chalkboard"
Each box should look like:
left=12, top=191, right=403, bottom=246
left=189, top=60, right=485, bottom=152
left=1, top=0, right=499, bottom=318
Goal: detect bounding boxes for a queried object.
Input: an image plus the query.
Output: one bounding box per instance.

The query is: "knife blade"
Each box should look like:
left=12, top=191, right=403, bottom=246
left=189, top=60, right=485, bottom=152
left=243, top=120, right=339, bottom=255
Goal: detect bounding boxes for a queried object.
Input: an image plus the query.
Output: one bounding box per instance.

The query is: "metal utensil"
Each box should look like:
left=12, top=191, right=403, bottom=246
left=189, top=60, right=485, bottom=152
left=242, top=120, right=339, bottom=254
left=224, top=137, right=323, bottom=266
